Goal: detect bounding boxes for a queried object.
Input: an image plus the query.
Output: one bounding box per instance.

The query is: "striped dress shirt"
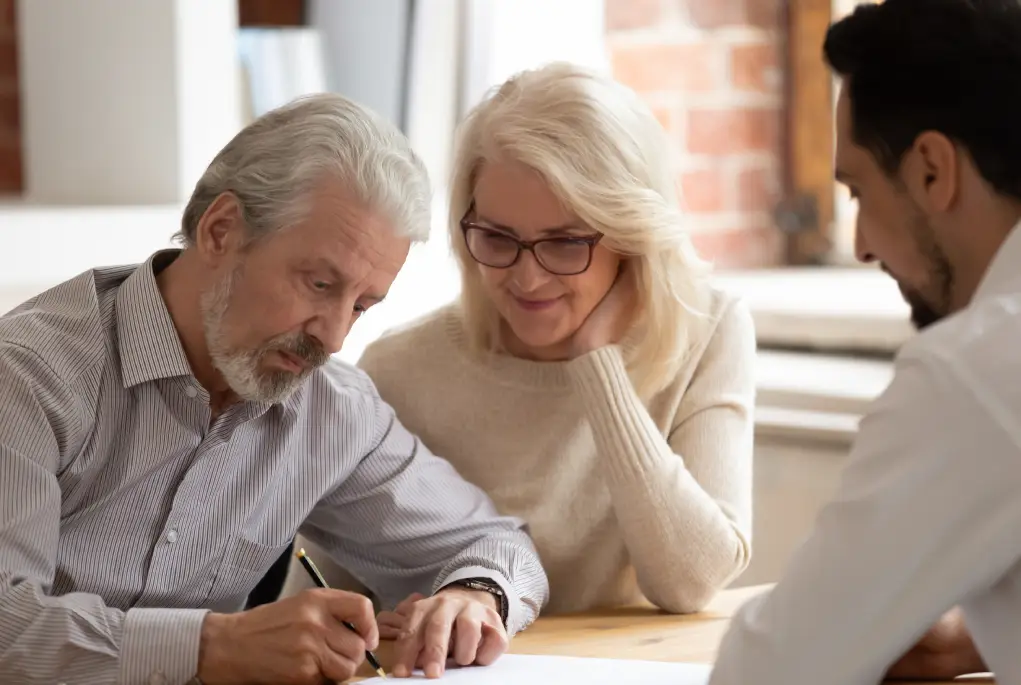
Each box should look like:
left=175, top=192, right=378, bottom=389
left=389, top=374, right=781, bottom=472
left=0, top=251, right=549, bottom=685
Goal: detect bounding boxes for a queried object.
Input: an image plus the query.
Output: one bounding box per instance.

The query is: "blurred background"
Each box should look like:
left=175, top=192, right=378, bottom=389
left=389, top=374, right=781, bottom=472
left=0, top=0, right=904, bottom=588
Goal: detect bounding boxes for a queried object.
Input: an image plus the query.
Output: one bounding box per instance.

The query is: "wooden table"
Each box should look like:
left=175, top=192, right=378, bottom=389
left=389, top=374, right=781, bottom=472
left=355, top=584, right=990, bottom=682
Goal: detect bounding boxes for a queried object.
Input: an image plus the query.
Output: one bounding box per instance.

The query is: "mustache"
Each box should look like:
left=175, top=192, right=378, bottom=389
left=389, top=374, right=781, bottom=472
left=264, top=332, right=329, bottom=369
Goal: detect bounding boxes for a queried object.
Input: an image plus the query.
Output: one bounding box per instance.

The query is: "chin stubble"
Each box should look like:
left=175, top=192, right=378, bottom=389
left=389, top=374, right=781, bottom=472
left=200, top=267, right=328, bottom=403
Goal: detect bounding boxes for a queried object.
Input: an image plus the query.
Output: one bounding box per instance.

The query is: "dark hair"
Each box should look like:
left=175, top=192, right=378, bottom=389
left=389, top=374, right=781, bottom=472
left=824, top=0, right=1021, bottom=201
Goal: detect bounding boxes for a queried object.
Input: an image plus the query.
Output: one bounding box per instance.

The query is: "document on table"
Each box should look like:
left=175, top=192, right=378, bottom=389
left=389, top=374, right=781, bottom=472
left=360, top=654, right=712, bottom=683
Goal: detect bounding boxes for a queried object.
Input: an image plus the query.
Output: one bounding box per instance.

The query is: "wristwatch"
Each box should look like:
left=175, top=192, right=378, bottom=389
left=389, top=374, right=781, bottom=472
left=447, top=577, right=509, bottom=625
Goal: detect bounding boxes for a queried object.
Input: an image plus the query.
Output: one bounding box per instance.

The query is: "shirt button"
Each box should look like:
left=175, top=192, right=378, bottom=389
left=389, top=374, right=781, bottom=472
left=185, top=386, right=198, bottom=398
left=166, top=529, right=179, bottom=544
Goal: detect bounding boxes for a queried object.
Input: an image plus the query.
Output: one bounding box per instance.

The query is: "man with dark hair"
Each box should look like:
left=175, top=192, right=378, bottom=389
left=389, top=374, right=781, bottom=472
left=709, top=1, right=1021, bottom=682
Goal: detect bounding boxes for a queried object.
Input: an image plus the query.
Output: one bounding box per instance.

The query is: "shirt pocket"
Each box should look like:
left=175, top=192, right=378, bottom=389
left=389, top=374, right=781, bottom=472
left=203, top=534, right=291, bottom=611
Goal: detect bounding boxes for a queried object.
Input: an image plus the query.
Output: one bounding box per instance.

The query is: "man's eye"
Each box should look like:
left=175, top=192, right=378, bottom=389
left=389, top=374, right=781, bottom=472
left=310, top=279, right=330, bottom=291
left=354, top=303, right=367, bottom=314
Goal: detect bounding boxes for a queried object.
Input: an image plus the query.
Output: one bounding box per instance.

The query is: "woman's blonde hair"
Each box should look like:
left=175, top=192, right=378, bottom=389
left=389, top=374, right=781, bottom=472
left=449, top=62, right=713, bottom=400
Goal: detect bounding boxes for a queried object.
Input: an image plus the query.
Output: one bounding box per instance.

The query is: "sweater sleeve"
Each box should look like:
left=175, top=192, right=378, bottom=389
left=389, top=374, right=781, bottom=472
left=565, top=299, right=755, bottom=614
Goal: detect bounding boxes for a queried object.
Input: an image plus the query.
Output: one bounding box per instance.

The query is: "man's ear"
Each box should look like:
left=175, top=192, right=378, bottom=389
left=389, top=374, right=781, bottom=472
left=903, top=131, right=958, bottom=214
left=194, top=193, right=248, bottom=265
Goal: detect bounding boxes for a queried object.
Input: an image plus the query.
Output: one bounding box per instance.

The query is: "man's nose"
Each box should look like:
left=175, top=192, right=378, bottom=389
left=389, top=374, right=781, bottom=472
left=854, top=221, right=875, bottom=264
left=306, top=307, right=353, bottom=356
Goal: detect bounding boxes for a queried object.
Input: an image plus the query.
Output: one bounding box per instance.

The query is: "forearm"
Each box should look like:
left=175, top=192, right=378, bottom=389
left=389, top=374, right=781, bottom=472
left=309, top=395, right=549, bottom=635
left=567, top=347, right=750, bottom=612
left=0, top=579, right=207, bottom=684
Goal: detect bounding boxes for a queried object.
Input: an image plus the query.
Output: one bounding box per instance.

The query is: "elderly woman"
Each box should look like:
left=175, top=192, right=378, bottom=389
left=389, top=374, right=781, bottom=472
left=288, top=62, right=755, bottom=623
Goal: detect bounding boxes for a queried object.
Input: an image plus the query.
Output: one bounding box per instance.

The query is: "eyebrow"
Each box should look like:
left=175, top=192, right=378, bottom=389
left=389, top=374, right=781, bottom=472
left=309, top=258, right=387, bottom=303
left=475, top=213, right=588, bottom=237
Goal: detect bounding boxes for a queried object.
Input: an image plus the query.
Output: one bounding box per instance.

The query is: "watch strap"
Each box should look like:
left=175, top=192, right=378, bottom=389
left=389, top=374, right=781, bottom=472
left=447, top=577, right=509, bottom=626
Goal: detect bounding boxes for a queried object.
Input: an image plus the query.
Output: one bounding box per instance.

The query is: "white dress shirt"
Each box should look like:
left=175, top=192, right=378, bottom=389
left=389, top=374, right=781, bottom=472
left=710, top=223, right=1021, bottom=685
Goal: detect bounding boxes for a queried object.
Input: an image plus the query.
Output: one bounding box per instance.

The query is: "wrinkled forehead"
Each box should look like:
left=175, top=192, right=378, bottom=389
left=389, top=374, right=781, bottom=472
left=261, top=191, right=411, bottom=291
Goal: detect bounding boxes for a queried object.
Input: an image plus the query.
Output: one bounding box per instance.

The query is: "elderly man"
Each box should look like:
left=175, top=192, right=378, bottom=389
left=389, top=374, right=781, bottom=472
left=0, top=94, right=548, bottom=685
left=709, top=0, right=1021, bottom=683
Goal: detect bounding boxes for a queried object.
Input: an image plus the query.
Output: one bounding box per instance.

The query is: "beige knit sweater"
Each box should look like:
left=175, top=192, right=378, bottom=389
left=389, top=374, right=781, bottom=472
left=289, top=289, right=755, bottom=615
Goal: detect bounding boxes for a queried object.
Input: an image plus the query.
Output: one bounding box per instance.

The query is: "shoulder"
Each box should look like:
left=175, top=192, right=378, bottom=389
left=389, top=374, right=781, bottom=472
left=0, top=267, right=122, bottom=386
left=898, top=291, right=1021, bottom=410
left=691, top=286, right=756, bottom=362
left=308, top=357, right=380, bottom=406
left=358, top=304, right=459, bottom=376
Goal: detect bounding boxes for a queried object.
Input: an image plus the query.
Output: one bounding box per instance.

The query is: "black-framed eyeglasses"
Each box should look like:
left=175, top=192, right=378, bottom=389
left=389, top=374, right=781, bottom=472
left=460, top=208, right=603, bottom=276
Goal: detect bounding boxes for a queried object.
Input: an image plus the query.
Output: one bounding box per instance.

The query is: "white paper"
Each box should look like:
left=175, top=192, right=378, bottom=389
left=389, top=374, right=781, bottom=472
left=361, top=653, right=712, bottom=683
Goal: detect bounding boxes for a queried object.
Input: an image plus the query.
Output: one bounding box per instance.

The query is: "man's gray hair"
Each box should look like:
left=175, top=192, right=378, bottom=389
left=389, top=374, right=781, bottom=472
left=177, top=93, right=431, bottom=246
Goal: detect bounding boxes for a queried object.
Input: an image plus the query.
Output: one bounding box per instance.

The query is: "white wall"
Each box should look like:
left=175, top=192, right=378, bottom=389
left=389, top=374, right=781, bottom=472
left=309, top=0, right=411, bottom=129
left=17, top=0, right=241, bottom=205
left=736, top=431, right=851, bottom=587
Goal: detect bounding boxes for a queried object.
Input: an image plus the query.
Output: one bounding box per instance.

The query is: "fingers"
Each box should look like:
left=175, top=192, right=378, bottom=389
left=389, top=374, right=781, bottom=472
left=391, top=594, right=507, bottom=678
left=395, top=592, right=426, bottom=616
left=419, top=603, right=457, bottom=678
left=452, top=612, right=482, bottom=666
left=321, top=589, right=379, bottom=650
left=322, top=617, right=368, bottom=664
left=475, top=614, right=509, bottom=666
left=392, top=606, right=427, bottom=678
left=377, top=611, right=406, bottom=640
left=318, top=647, right=361, bottom=684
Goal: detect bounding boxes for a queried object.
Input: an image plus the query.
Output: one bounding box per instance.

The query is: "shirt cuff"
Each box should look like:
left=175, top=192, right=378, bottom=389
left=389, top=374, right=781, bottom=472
left=436, top=566, right=525, bottom=636
left=119, top=608, right=208, bottom=685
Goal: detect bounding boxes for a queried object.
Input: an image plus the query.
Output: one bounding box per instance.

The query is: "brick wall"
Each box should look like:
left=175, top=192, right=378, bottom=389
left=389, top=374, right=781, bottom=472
left=0, top=0, right=20, bottom=194
left=606, top=0, right=785, bottom=268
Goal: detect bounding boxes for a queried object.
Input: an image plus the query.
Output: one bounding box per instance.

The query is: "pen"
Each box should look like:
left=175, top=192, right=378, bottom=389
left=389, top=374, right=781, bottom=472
left=295, top=547, right=387, bottom=680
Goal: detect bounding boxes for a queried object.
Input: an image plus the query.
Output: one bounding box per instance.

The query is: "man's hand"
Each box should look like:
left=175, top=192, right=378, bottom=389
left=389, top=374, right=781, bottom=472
left=885, top=607, right=987, bottom=680
left=390, top=587, right=508, bottom=679
left=196, top=588, right=379, bottom=685
left=378, top=592, right=425, bottom=640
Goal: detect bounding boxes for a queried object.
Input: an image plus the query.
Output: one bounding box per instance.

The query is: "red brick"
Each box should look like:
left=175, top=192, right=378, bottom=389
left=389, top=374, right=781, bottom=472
left=649, top=105, right=673, bottom=133
left=0, top=143, right=22, bottom=193
left=690, top=223, right=783, bottom=268
left=684, top=0, right=781, bottom=30
left=736, top=165, right=781, bottom=212
left=678, top=168, right=727, bottom=213
left=731, top=42, right=780, bottom=92
left=686, top=107, right=780, bottom=155
left=611, top=42, right=717, bottom=93
left=606, top=0, right=663, bottom=32
left=747, top=0, right=783, bottom=31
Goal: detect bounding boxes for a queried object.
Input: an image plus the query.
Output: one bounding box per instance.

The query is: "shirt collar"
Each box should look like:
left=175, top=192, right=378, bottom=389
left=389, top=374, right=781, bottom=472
left=116, top=249, right=195, bottom=388
left=972, top=220, right=1021, bottom=304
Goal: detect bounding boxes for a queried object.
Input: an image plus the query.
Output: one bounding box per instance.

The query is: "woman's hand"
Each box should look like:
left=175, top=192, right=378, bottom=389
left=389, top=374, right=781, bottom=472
left=568, top=263, right=637, bottom=359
